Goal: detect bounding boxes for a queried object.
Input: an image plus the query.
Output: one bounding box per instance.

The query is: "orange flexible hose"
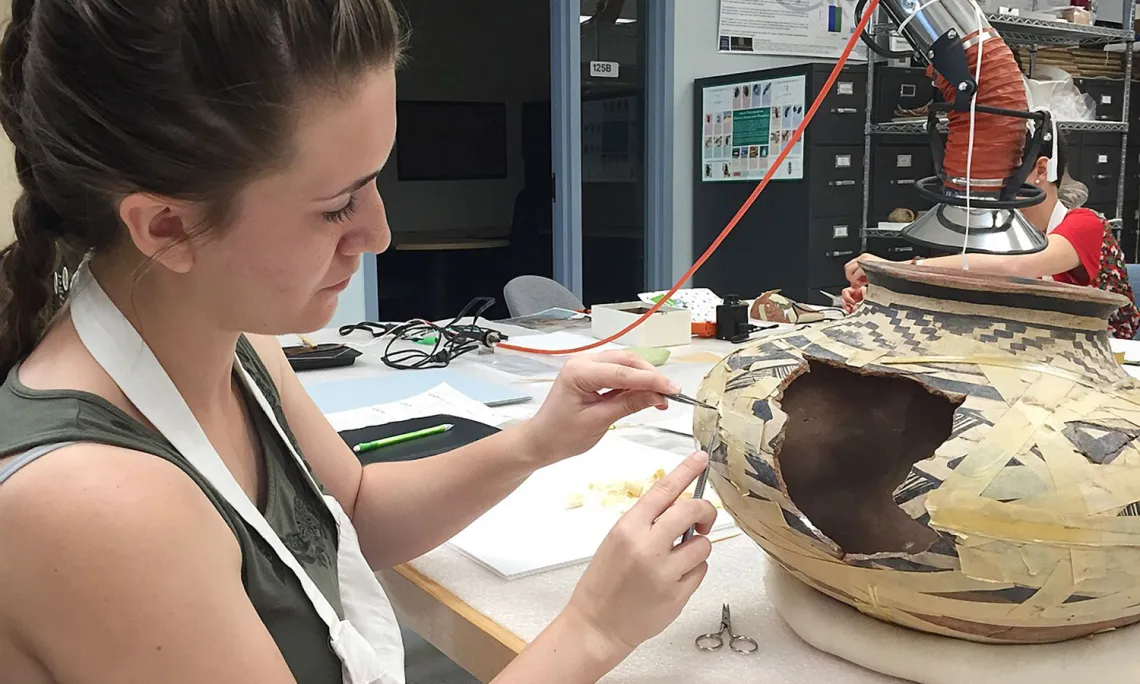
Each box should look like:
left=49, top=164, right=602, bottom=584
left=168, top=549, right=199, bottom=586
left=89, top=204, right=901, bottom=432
left=932, top=34, right=1027, bottom=191
left=498, top=0, right=880, bottom=355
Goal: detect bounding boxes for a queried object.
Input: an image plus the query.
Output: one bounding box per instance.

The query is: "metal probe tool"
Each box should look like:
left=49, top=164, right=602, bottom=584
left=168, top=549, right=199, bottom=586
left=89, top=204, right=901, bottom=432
left=667, top=392, right=717, bottom=544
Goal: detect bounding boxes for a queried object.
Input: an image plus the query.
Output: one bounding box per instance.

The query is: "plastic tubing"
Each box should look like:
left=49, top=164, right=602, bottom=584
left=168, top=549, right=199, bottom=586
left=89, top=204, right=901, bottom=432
left=933, top=35, right=1027, bottom=191
left=497, top=0, right=881, bottom=355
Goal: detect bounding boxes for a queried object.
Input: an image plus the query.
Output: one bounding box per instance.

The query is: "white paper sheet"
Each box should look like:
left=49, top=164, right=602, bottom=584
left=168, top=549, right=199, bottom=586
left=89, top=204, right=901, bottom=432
left=1110, top=338, right=1140, bottom=365
left=447, top=434, right=738, bottom=579
left=620, top=403, right=697, bottom=436
left=503, top=330, right=624, bottom=354
left=325, top=382, right=511, bottom=432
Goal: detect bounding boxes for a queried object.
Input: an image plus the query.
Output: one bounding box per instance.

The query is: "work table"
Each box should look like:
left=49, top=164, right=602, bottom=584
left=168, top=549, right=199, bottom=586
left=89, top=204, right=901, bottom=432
left=295, top=321, right=908, bottom=683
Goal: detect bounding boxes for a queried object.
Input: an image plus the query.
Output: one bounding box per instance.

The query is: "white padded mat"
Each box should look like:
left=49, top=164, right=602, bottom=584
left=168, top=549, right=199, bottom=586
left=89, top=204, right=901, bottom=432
left=766, top=563, right=1140, bottom=684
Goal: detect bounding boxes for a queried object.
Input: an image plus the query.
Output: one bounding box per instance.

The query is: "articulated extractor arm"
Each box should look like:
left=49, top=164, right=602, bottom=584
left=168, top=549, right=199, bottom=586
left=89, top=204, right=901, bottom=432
left=857, top=0, right=1056, bottom=253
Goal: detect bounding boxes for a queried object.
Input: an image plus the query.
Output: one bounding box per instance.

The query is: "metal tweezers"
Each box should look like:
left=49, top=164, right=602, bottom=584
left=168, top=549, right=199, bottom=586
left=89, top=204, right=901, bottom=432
left=665, top=392, right=718, bottom=412
left=666, top=392, right=717, bottom=544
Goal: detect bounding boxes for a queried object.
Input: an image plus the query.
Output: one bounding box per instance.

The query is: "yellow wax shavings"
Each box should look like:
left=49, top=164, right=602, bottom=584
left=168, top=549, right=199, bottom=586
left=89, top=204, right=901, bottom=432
left=565, top=467, right=723, bottom=512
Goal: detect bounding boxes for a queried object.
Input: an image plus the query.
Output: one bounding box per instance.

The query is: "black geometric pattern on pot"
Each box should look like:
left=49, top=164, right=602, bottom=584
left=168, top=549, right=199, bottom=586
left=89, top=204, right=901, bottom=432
left=781, top=507, right=823, bottom=541
left=782, top=334, right=815, bottom=349
left=847, top=557, right=947, bottom=573
left=746, top=490, right=773, bottom=504
left=800, top=342, right=845, bottom=363
left=752, top=399, right=774, bottom=421
left=725, top=367, right=797, bottom=393
left=727, top=348, right=802, bottom=371
left=1056, top=350, right=1117, bottom=384
left=1118, top=501, right=1140, bottom=517
left=894, top=468, right=942, bottom=504
left=745, top=452, right=783, bottom=490
left=765, top=364, right=799, bottom=380
left=915, top=375, right=1004, bottom=402
left=931, top=585, right=1039, bottom=604
left=866, top=302, right=1113, bottom=359
left=951, top=407, right=991, bottom=439
left=822, top=324, right=881, bottom=352
left=878, top=557, right=952, bottom=573
left=1062, top=420, right=1140, bottom=465
left=926, top=532, right=959, bottom=558
left=947, top=453, right=1024, bottom=470
left=1063, top=594, right=1099, bottom=604
left=859, top=306, right=942, bottom=352
left=727, top=354, right=766, bottom=371
left=709, top=441, right=730, bottom=466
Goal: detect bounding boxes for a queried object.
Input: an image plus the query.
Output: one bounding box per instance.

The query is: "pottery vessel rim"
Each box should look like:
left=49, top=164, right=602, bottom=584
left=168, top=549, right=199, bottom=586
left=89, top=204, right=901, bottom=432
left=864, top=260, right=1131, bottom=312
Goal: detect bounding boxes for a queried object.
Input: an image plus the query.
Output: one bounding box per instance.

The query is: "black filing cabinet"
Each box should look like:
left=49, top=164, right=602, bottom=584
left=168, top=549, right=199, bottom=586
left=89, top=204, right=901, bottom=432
left=1075, top=78, right=1128, bottom=147
left=869, top=141, right=935, bottom=224
left=692, top=63, right=867, bottom=306
left=874, top=67, right=936, bottom=123
left=1077, top=78, right=1125, bottom=123
left=1073, top=142, right=1123, bottom=206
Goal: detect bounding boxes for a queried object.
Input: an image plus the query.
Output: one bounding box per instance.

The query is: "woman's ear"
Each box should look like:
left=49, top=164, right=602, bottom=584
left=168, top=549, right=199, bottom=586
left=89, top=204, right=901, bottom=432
left=117, top=193, right=203, bottom=274
left=1031, top=156, right=1051, bottom=185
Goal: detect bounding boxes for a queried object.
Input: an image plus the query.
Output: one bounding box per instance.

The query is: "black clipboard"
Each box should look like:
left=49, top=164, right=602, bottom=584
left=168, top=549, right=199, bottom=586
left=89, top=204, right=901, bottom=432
left=338, top=414, right=500, bottom=464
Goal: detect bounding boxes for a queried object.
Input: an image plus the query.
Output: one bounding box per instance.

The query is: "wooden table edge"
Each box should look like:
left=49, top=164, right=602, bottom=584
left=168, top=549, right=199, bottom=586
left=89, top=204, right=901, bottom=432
left=380, top=563, right=526, bottom=683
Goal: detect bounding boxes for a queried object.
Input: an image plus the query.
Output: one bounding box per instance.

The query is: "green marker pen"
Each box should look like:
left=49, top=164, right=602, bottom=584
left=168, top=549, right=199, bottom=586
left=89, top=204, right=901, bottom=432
left=353, top=423, right=454, bottom=453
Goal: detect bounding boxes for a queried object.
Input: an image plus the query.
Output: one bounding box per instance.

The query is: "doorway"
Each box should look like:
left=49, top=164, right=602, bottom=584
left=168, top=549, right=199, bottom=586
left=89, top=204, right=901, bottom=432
left=579, top=0, right=647, bottom=306
left=374, top=0, right=553, bottom=321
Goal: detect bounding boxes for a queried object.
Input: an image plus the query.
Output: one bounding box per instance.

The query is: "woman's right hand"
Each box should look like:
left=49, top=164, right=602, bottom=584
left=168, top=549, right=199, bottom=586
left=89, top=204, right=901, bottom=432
left=561, top=451, right=717, bottom=658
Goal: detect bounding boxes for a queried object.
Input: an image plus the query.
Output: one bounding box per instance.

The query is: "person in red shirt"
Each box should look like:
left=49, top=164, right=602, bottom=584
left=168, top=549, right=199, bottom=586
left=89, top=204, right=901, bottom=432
left=843, top=135, right=1140, bottom=339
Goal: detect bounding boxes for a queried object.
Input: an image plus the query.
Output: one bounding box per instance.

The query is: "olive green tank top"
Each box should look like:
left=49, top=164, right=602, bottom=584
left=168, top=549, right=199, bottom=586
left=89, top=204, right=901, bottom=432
left=0, top=337, right=344, bottom=682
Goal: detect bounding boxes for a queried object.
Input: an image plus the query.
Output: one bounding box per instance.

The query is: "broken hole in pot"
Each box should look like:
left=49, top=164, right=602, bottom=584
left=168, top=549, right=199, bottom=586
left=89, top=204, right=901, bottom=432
left=776, top=359, right=962, bottom=556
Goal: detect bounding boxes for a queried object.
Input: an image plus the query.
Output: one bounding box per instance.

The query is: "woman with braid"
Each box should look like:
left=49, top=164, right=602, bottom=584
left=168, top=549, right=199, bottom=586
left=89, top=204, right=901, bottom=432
left=0, top=2, right=716, bottom=682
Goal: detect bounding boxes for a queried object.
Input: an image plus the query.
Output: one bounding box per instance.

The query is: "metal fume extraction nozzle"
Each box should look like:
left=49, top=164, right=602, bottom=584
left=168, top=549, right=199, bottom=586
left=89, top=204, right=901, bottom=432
left=901, top=205, right=1047, bottom=254
left=857, top=0, right=1051, bottom=254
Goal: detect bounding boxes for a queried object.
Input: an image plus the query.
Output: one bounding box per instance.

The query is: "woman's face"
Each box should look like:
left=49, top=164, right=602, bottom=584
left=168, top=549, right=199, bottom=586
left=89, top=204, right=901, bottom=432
left=184, top=67, right=397, bottom=336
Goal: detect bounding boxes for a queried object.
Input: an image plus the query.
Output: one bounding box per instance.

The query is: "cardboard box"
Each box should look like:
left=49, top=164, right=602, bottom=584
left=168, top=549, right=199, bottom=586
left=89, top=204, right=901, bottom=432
left=591, top=301, right=692, bottom=348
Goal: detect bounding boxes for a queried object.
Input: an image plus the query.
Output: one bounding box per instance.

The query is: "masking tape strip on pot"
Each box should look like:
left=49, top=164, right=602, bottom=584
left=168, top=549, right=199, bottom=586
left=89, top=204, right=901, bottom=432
left=926, top=489, right=1140, bottom=546
left=880, top=355, right=1100, bottom=388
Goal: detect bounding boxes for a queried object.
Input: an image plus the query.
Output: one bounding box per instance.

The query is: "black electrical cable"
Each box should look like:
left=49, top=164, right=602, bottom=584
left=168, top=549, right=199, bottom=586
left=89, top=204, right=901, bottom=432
left=339, top=297, right=506, bottom=371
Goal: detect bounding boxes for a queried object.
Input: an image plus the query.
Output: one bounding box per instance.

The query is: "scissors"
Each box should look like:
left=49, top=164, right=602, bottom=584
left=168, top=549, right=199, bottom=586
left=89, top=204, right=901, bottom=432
left=665, top=392, right=718, bottom=412
left=695, top=604, right=759, bottom=655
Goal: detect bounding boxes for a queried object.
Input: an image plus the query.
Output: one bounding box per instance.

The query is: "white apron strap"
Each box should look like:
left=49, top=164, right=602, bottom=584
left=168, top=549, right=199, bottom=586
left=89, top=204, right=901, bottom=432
left=233, top=363, right=405, bottom=681
left=68, top=264, right=400, bottom=684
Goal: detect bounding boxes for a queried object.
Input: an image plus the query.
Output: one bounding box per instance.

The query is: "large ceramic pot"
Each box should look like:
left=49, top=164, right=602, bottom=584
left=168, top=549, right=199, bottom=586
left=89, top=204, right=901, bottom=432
left=693, top=260, right=1140, bottom=644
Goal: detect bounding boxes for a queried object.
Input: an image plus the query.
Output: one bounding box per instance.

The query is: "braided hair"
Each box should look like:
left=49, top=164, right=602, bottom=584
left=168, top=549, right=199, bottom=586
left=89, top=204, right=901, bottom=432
left=0, top=0, right=66, bottom=373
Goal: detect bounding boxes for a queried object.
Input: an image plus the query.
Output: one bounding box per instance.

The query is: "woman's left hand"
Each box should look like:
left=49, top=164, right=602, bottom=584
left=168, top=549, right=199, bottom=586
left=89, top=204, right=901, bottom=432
left=518, top=351, right=680, bottom=466
left=844, top=252, right=885, bottom=288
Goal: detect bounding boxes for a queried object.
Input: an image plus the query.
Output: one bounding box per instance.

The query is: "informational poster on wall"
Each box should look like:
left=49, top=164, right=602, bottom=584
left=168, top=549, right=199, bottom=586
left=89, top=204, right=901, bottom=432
left=700, top=75, right=806, bottom=183
left=717, top=0, right=866, bottom=61
left=582, top=95, right=638, bottom=183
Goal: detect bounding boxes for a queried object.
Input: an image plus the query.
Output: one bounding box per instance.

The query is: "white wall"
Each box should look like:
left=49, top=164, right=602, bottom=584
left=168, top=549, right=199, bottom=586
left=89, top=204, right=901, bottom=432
left=0, top=129, right=14, bottom=249
left=0, top=0, right=15, bottom=249
left=379, top=0, right=550, bottom=236
left=670, top=0, right=814, bottom=282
